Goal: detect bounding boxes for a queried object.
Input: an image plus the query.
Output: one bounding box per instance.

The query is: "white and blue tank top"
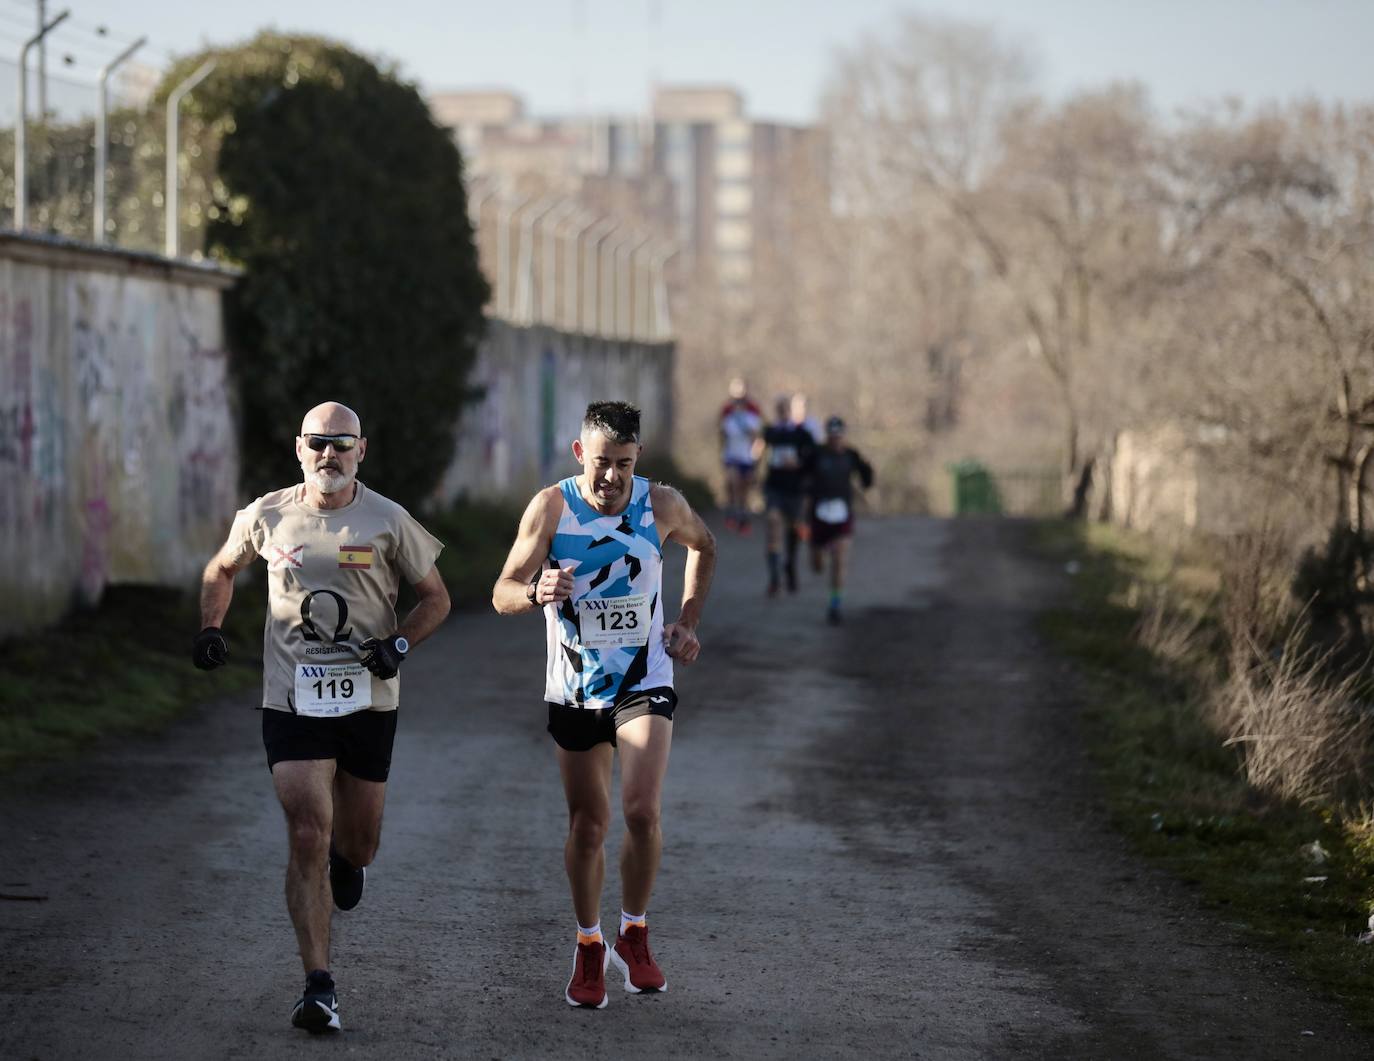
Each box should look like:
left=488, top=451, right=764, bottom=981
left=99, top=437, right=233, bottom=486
left=543, top=475, right=672, bottom=709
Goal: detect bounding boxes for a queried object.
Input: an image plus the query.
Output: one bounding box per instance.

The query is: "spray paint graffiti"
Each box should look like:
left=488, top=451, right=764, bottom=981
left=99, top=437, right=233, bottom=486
left=172, top=292, right=236, bottom=535
left=435, top=320, right=673, bottom=506
left=1, top=247, right=239, bottom=638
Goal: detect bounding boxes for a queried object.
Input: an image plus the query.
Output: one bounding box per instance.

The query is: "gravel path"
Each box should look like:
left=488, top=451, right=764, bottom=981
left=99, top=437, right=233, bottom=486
left=1, top=515, right=1368, bottom=1059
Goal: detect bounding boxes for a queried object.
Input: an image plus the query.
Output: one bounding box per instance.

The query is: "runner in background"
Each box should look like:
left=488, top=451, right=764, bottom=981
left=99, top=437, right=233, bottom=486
left=718, top=377, right=763, bottom=534
left=806, top=415, right=874, bottom=625
left=761, top=394, right=816, bottom=596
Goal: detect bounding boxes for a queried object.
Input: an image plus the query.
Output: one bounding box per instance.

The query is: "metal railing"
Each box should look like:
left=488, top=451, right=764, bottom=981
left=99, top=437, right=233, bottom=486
left=0, top=49, right=681, bottom=325
left=0, top=46, right=222, bottom=260
left=469, top=181, right=676, bottom=341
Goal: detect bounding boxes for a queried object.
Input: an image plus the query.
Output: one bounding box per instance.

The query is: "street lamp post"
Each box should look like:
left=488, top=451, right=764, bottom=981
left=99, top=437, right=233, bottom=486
left=540, top=201, right=577, bottom=326
left=650, top=246, right=678, bottom=340
left=494, top=194, right=530, bottom=320
left=515, top=196, right=560, bottom=325
left=626, top=235, right=655, bottom=340
left=465, top=180, right=495, bottom=310
left=582, top=219, right=619, bottom=335
left=94, top=36, right=146, bottom=243
left=562, top=212, right=598, bottom=331
left=165, top=59, right=217, bottom=257
left=601, top=230, right=635, bottom=339
left=15, top=8, right=70, bottom=230
left=466, top=180, right=494, bottom=227
left=622, top=234, right=653, bottom=340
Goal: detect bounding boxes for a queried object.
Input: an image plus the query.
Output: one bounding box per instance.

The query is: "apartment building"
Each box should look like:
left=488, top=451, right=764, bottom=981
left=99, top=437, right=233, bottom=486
left=427, top=84, right=827, bottom=302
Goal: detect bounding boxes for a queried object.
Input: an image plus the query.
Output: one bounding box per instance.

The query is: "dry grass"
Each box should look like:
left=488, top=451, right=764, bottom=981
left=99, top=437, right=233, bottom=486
left=1132, top=584, right=1208, bottom=668
left=1205, top=519, right=1374, bottom=807
left=1219, top=524, right=1297, bottom=674
left=1215, top=626, right=1373, bottom=808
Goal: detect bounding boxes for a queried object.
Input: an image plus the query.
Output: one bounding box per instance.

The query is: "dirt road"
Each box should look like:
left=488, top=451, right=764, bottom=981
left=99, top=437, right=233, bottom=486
left=1, top=517, right=1368, bottom=1059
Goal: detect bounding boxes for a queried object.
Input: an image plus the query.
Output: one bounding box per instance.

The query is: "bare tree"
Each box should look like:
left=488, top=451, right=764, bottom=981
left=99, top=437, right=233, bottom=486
left=825, top=15, right=1164, bottom=513
left=1137, top=103, right=1374, bottom=539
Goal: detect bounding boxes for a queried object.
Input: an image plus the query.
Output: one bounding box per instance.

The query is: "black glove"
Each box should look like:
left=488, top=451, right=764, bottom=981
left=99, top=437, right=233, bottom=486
left=359, top=634, right=407, bottom=680
left=193, top=626, right=228, bottom=670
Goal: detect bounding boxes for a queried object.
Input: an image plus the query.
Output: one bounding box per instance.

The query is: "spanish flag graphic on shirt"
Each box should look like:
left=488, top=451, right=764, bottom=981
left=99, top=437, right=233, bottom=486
left=338, top=544, right=374, bottom=569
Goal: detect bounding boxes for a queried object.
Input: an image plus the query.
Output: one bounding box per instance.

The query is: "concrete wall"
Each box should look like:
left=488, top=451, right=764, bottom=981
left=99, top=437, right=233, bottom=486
left=1107, top=424, right=1249, bottom=538
left=0, top=234, right=238, bottom=638
left=438, top=320, right=674, bottom=503
left=0, top=246, right=670, bottom=638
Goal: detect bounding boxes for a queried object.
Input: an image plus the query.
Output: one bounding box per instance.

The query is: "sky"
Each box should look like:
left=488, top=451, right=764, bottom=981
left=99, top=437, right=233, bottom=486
left=4, top=0, right=1374, bottom=123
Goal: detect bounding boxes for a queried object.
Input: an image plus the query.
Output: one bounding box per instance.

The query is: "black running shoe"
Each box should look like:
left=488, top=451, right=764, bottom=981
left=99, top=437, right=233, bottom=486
left=291, top=969, right=341, bottom=1033
left=329, top=846, right=366, bottom=911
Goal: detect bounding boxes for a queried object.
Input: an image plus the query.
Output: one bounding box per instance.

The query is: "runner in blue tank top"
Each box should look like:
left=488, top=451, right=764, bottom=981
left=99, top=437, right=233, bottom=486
left=493, top=400, right=717, bottom=1010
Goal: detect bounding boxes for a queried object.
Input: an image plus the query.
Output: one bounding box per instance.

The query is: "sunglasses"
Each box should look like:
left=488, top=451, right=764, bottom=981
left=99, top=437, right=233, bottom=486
left=304, top=433, right=359, bottom=452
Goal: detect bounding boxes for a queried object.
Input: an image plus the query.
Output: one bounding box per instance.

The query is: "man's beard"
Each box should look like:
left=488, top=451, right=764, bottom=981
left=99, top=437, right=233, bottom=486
left=307, top=467, right=354, bottom=494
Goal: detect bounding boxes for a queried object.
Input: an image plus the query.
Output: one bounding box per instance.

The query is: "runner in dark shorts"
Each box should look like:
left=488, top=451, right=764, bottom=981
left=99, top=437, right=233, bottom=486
left=760, top=394, right=816, bottom=596
left=805, top=416, right=874, bottom=625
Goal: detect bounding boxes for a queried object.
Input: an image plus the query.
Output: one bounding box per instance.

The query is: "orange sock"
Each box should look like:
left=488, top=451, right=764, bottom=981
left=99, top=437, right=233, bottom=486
left=576, top=922, right=602, bottom=945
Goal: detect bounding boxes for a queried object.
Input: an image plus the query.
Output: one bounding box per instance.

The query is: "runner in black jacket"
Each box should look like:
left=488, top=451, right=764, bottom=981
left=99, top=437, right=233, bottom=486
left=805, top=416, right=874, bottom=625
left=760, top=395, right=816, bottom=596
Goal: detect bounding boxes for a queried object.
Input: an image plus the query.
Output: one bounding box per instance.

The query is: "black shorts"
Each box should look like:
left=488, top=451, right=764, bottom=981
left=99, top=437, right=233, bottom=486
left=261, top=707, right=399, bottom=783
left=546, top=687, right=677, bottom=752
left=764, top=488, right=804, bottom=522
left=811, top=517, right=854, bottom=549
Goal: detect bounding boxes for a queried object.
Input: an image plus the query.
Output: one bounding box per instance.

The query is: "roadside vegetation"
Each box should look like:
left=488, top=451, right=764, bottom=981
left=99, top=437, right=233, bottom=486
left=0, top=499, right=520, bottom=773
left=1038, top=519, right=1374, bottom=1027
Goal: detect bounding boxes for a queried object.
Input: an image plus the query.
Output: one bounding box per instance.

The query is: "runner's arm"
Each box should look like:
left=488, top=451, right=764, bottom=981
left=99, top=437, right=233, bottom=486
left=396, top=565, right=450, bottom=647
left=652, top=485, right=716, bottom=662
left=492, top=487, right=567, bottom=615
left=199, top=539, right=255, bottom=629
left=853, top=448, right=875, bottom=490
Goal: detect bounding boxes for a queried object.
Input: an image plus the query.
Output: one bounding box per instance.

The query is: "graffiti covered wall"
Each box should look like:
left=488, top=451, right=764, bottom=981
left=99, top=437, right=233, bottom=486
left=0, top=235, right=238, bottom=638
left=437, top=321, right=675, bottom=503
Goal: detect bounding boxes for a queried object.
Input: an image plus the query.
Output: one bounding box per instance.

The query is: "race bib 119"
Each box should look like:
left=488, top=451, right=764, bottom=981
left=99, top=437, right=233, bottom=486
left=294, top=662, right=372, bottom=717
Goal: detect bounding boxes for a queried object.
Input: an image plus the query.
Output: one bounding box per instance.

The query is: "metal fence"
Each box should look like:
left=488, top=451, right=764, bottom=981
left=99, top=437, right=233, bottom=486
left=0, top=25, right=678, bottom=339
left=0, top=48, right=170, bottom=254
left=468, top=180, right=677, bottom=340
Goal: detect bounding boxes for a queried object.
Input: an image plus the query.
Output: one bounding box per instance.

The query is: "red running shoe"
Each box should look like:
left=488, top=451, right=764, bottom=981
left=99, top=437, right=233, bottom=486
left=565, top=939, right=609, bottom=1008
left=609, top=924, right=667, bottom=993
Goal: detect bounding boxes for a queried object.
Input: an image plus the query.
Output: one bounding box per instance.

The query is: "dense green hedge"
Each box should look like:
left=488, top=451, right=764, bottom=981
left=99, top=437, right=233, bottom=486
left=163, top=34, right=489, bottom=510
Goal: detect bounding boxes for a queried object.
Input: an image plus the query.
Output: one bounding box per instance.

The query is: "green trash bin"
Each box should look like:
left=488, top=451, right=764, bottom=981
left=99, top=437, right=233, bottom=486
left=950, top=460, right=1002, bottom=515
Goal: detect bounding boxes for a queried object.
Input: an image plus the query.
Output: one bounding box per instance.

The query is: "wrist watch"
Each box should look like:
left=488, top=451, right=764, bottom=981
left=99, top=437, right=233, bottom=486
left=391, top=635, right=410, bottom=657
left=526, top=573, right=540, bottom=605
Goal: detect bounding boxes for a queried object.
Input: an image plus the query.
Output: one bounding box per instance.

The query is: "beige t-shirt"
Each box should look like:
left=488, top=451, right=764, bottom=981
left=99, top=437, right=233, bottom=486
left=225, top=481, right=444, bottom=713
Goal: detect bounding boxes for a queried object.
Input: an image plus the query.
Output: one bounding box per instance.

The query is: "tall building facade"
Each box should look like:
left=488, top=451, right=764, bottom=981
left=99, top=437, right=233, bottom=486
left=427, top=84, right=827, bottom=305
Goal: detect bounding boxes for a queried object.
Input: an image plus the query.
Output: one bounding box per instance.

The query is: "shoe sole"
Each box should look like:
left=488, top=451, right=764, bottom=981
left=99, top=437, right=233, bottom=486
left=291, top=999, right=342, bottom=1033
left=608, top=944, right=668, bottom=994
left=331, top=865, right=365, bottom=911
left=565, top=945, right=610, bottom=1009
